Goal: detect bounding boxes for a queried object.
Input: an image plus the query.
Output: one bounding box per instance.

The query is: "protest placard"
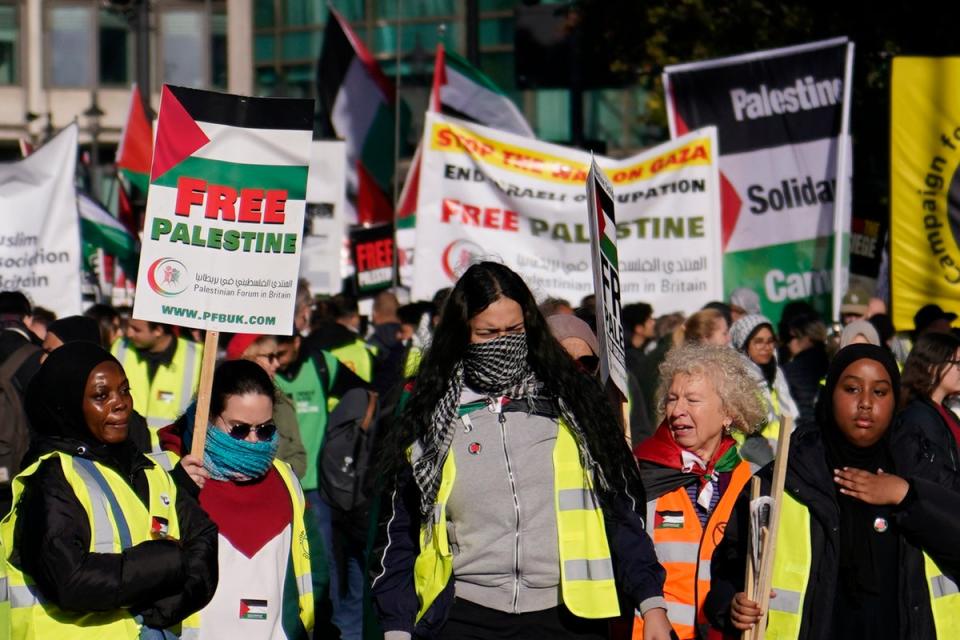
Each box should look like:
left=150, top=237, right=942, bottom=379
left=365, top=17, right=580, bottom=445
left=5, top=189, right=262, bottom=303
left=586, top=157, right=627, bottom=400
left=133, top=85, right=313, bottom=456
left=411, top=113, right=722, bottom=314
left=0, top=125, right=83, bottom=315
left=303, top=140, right=347, bottom=295
left=350, top=223, right=396, bottom=297
left=133, top=85, right=313, bottom=334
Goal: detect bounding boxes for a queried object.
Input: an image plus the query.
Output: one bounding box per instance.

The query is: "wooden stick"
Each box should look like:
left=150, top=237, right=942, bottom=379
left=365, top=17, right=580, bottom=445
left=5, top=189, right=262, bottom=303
left=189, top=330, right=220, bottom=461
left=621, top=401, right=631, bottom=449
left=752, top=415, right=794, bottom=640
left=742, top=475, right=761, bottom=639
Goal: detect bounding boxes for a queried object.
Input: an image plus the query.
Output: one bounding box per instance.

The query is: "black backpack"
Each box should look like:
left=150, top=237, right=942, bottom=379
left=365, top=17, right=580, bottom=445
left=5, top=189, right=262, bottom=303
left=319, top=388, right=379, bottom=513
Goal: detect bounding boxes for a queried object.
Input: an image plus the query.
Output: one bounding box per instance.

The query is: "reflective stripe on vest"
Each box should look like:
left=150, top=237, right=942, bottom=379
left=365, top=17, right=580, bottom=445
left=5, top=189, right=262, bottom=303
left=634, top=461, right=754, bottom=640
left=2, top=452, right=180, bottom=639
left=412, top=419, right=619, bottom=622
left=769, top=491, right=960, bottom=638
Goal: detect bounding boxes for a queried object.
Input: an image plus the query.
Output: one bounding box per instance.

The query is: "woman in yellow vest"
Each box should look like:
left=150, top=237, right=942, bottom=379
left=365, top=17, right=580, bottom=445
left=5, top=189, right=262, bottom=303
left=370, top=262, right=674, bottom=640
left=5, top=342, right=218, bottom=638
left=706, top=344, right=960, bottom=639
left=180, top=359, right=315, bottom=640
left=730, top=314, right=799, bottom=466
left=632, top=343, right=765, bottom=639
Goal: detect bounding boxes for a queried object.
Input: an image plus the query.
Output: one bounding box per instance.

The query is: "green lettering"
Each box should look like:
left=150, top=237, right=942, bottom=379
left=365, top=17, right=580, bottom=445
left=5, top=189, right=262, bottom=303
left=529, top=218, right=549, bottom=237
left=552, top=223, right=571, bottom=242
left=240, top=231, right=258, bottom=251
left=264, top=233, right=282, bottom=253
left=689, top=217, right=704, bottom=238
left=283, top=233, right=297, bottom=254
left=207, top=227, right=223, bottom=249
left=151, top=217, right=172, bottom=240
left=223, top=230, right=240, bottom=251
left=171, top=223, right=191, bottom=244
left=190, top=224, right=206, bottom=247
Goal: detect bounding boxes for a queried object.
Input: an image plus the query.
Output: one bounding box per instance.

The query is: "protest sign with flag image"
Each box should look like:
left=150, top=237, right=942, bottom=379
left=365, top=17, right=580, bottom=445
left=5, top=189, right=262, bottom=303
left=396, top=43, right=534, bottom=286
left=133, top=85, right=313, bottom=334
left=664, top=38, right=854, bottom=320
left=0, top=124, right=83, bottom=315
left=317, top=5, right=409, bottom=226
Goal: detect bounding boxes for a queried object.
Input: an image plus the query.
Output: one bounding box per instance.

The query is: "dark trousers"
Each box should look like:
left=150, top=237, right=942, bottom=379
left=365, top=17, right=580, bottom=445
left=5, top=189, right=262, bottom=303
left=433, top=598, right=608, bottom=640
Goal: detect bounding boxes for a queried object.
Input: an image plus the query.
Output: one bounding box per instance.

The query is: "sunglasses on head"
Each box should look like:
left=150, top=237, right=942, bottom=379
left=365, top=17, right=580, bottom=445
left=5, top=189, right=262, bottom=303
left=223, top=421, right=277, bottom=441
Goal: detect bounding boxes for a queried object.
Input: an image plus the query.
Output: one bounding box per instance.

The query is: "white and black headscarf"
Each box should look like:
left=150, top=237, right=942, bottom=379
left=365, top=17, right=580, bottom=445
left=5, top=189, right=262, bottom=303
left=409, top=332, right=608, bottom=518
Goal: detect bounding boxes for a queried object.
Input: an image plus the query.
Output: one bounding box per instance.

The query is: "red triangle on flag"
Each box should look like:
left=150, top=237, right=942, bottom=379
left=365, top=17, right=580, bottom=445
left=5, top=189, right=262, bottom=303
left=151, top=86, right=211, bottom=182
left=117, top=84, right=153, bottom=176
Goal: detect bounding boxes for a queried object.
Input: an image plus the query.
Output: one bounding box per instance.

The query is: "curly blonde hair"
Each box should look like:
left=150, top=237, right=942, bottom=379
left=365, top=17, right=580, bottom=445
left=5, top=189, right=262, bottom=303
left=656, top=343, right=766, bottom=433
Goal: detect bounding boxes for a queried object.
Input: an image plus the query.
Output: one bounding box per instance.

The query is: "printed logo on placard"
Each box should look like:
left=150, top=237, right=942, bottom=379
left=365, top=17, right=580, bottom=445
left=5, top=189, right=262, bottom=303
left=147, top=257, right=189, bottom=297
left=441, top=239, right=484, bottom=282
left=239, top=599, right=268, bottom=620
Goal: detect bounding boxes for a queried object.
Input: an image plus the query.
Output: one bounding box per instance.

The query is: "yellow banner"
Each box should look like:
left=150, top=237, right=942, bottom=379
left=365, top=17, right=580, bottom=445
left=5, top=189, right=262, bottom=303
left=428, top=120, right=711, bottom=186
left=891, top=57, right=960, bottom=330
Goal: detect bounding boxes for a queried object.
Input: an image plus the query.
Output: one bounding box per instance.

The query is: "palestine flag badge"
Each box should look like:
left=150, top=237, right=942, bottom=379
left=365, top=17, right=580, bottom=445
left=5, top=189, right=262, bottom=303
left=239, top=599, right=269, bottom=620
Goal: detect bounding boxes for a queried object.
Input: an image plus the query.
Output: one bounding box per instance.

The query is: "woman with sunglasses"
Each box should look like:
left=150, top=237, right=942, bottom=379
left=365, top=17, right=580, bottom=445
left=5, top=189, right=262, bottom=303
left=729, top=314, right=799, bottom=465
left=180, top=358, right=316, bottom=639
left=371, top=262, right=672, bottom=640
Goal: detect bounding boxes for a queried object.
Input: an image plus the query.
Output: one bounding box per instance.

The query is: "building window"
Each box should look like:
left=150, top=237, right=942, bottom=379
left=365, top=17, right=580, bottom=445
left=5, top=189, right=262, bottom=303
left=161, top=9, right=205, bottom=88
left=49, top=5, right=94, bottom=87
left=0, top=3, right=17, bottom=85
left=99, top=9, right=131, bottom=86
left=210, top=11, right=228, bottom=89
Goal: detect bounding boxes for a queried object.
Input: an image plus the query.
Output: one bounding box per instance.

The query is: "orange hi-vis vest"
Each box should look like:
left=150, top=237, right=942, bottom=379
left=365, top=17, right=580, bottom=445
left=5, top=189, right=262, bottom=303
left=633, top=461, right=754, bottom=640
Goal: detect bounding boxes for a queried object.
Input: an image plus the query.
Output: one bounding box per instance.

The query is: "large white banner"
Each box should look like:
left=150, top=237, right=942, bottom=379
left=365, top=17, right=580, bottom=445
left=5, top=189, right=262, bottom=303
left=0, top=125, right=82, bottom=315
left=412, top=113, right=722, bottom=313
left=303, top=140, right=347, bottom=295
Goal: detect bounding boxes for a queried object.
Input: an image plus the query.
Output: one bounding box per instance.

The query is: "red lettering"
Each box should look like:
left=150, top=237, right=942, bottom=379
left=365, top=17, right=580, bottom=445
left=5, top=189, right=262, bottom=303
left=482, top=208, right=501, bottom=228
left=463, top=205, right=480, bottom=225
left=691, top=144, right=707, bottom=161
left=263, top=189, right=287, bottom=224
left=436, top=128, right=455, bottom=148
left=238, top=188, right=264, bottom=223
left=503, top=210, right=519, bottom=231
left=437, top=199, right=519, bottom=233
left=204, top=184, right=237, bottom=221
left=441, top=199, right=461, bottom=223
left=174, top=176, right=206, bottom=216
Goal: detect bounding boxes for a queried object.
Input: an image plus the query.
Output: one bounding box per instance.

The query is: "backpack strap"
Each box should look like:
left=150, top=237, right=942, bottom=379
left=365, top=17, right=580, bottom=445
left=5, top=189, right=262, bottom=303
left=0, top=343, right=39, bottom=382
left=360, top=391, right=378, bottom=432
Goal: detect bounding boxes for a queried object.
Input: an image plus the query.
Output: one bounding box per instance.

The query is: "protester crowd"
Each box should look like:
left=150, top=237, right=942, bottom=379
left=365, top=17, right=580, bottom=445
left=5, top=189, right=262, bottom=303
left=0, top=265, right=958, bottom=639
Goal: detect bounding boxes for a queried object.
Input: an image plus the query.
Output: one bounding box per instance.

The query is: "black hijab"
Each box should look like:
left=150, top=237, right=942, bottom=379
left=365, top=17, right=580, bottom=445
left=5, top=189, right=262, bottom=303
left=47, top=315, right=101, bottom=347
left=24, top=342, right=139, bottom=471
left=815, top=343, right=901, bottom=598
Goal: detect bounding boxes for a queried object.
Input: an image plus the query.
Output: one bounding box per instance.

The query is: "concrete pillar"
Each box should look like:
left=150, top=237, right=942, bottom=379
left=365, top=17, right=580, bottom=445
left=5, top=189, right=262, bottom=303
left=226, top=0, right=253, bottom=95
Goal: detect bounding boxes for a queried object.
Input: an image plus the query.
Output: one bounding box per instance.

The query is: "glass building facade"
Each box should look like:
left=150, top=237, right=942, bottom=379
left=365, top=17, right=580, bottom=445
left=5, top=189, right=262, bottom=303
left=252, top=0, right=661, bottom=156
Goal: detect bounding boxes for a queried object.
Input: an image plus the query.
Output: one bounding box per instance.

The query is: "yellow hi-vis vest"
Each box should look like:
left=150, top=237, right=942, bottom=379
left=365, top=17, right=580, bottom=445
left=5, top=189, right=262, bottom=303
left=2, top=451, right=181, bottom=640
left=412, top=419, right=619, bottom=622
left=113, top=336, right=202, bottom=453
left=330, top=339, right=376, bottom=384
left=766, top=491, right=960, bottom=639
left=180, top=459, right=314, bottom=638
left=0, top=536, right=8, bottom=639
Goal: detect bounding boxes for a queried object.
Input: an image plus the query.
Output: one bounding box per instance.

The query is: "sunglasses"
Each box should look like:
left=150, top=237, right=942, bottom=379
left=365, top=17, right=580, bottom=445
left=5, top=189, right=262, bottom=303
left=577, top=355, right=600, bottom=374
left=252, top=352, right=281, bottom=363
left=222, top=420, right=277, bottom=441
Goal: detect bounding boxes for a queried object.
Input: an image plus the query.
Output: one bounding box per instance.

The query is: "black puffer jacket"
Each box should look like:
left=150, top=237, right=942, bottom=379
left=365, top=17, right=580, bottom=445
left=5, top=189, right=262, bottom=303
left=704, top=424, right=960, bottom=639
left=891, top=398, right=960, bottom=488
left=13, top=435, right=220, bottom=628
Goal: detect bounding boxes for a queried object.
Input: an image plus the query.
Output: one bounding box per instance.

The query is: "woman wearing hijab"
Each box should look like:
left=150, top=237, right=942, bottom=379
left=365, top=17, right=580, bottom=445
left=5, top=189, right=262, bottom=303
left=705, top=344, right=960, bottom=639
left=729, top=314, right=799, bottom=465
left=632, top=344, right=765, bottom=640
left=179, top=359, right=315, bottom=639
left=371, top=262, right=672, bottom=640
left=892, top=332, right=960, bottom=483
left=3, top=342, right=218, bottom=638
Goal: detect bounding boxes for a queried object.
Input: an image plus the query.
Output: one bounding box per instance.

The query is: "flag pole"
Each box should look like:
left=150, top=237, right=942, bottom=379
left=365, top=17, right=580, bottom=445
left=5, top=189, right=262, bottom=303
left=391, top=0, right=403, bottom=289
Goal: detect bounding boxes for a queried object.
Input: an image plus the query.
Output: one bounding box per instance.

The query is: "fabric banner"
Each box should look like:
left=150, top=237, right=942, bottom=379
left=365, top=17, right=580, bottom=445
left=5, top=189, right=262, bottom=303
left=0, top=124, right=83, bottom=315
left=303, top=140, right=347, bottom=295
left=411, top=113, right=723, bottom=313
left=587, top=158, right=627, bottom=398
left=133, top=85, right=313, bottom=334
left=664, top=38, right=854, bottom=321
left=350, top=223, right=396, bottom=297
left=890, top=57, right=960, bottom=329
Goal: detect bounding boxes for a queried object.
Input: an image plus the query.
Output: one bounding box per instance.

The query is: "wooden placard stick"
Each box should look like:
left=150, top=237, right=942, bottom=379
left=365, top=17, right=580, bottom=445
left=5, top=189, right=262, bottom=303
left=742, top=475, right=761, bottom=640
left=752, top=415, right=794, bottom=640
left=189, top=330, right=220, bottom=461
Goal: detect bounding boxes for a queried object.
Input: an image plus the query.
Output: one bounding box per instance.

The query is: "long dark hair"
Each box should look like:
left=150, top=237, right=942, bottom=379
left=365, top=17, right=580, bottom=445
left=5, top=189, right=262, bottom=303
left=900, top=332, right=960, bottom=408
left=377, top=262, right=643, bottom=506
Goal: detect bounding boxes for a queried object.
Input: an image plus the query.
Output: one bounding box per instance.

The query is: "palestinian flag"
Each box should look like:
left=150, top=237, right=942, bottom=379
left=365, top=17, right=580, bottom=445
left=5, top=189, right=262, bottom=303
left=396, top=44, right=534, bottom=227
left=317, top=6, right=409, bottom=226
left=116, top=84, right=153, bottom=198
left=239, top=598, right=268, bottom=620
left=78, top=191, right=140, bottom=277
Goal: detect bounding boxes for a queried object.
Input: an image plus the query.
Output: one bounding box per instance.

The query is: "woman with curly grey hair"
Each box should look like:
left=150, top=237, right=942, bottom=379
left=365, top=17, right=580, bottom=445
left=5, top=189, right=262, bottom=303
left=631, top=343, right=765, bottom=640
